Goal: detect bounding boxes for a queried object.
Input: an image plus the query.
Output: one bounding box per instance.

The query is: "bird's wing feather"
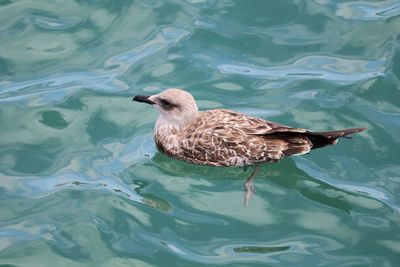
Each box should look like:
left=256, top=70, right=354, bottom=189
left=176, top=110, right=311, bottom=166
left=207, top=109, right=309, bottom=135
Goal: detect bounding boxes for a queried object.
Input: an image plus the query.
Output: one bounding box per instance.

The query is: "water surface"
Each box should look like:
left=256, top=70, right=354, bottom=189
left=1, top=0, right=400, bottom=266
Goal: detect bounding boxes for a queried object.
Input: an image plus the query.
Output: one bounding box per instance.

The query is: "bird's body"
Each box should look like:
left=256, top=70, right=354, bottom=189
left=133, top=88, right=365, bottom=167
left=133, top=88, right=366, bottom=205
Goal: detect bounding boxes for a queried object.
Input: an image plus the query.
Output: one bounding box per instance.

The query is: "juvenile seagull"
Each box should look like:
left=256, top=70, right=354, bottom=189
left=133, top=88, right=366, bottom=205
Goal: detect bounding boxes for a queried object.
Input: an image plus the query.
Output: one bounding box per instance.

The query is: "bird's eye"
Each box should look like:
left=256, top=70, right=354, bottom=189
left=159, top=98, right=177, bottom=110
left=159, top=98, right=172, bottom=106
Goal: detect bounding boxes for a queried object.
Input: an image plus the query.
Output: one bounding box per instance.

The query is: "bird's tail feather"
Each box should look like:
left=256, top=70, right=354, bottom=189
left=306, top=127, right=366, bottom=149
left=314, top=127, right=366, bottom=139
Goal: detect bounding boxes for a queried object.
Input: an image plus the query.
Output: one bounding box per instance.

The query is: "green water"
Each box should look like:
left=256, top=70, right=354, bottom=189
left=1, top=0, right=400, bottom=266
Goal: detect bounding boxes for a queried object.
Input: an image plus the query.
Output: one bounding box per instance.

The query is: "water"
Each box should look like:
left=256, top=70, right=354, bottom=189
left=1, top=0, right=400, bottom=266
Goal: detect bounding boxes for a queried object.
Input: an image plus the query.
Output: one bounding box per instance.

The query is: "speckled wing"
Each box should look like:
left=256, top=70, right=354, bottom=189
left=201, top=109, right=309, bottom=134
left=176, top=109, right=312, bottom=167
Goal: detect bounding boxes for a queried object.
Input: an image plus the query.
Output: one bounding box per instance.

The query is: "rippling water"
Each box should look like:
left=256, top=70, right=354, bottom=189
left=1, top=0, right=400, bottom=266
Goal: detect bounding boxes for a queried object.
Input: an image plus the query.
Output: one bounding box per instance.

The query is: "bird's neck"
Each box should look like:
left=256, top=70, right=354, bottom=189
left=154, top=117, right=180, bottom=137
left=154, top=113, right=196, bottom=135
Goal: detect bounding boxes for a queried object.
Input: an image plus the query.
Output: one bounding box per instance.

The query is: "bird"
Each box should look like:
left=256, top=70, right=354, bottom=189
left=132, top=88, right=366, bottom=205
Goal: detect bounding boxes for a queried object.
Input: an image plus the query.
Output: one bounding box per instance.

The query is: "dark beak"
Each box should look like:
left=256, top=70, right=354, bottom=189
left=132, top=95, right=155, bottom=105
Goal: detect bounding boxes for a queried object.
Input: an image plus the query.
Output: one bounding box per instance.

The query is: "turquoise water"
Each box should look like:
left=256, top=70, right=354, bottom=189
left=1, top=0, right=400, bottom=266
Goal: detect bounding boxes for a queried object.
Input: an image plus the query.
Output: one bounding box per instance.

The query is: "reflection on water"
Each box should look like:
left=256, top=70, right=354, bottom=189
left=1, top=0, right=400, bottom=266
left=218, top=55, right=385, bottom=86
left=333, top=0, right=400, bottom=21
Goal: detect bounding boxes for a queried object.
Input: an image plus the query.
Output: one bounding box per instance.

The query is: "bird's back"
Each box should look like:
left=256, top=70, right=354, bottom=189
left=163, top=109, right=313, bottom=166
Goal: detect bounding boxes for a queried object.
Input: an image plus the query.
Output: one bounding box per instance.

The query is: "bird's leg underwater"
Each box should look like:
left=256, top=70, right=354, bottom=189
left=244, top=164, right=261, bottom=206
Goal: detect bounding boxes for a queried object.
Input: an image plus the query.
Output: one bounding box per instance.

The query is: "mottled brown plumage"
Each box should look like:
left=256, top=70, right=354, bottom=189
left=133, top=88, right=366, bottom=205
left=133, top=88, right=365, bottom=167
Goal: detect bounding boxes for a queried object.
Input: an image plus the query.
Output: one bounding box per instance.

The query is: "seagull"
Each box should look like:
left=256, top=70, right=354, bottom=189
left=133, top=88, right=366, bottom=205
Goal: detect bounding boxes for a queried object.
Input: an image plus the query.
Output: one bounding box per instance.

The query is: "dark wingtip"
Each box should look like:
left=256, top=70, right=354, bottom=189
left=353, top=127, right=367, bottom=133
left=132, top=95, right=155, bottom=105
left=337, top=127, right=366, bottom=139
left=340, top=127, right=367, bottom=136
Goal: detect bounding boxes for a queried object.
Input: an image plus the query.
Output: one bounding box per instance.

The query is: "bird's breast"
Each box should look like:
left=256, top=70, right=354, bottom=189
left=154, top=125, right=182, bottom=156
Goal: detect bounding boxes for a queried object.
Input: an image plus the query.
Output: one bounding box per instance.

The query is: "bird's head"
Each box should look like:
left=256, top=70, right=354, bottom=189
left=133, top=88, right=198, bottom=127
